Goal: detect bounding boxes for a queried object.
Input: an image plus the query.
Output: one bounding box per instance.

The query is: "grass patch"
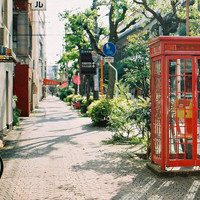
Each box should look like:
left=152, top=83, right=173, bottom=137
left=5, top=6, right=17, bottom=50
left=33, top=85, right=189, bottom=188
left=103, top=135, right=144, bottom=145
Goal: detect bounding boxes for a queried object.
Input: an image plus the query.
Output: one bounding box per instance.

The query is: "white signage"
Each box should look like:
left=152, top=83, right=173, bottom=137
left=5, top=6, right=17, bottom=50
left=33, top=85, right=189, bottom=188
left=32, top=0, right=46, bottom=11
left=104, top=57, right=114, bottom=63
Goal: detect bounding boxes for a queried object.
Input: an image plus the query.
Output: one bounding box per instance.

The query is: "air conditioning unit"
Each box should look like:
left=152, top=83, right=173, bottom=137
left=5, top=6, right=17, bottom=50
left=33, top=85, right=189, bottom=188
left=0, top=25, right=11, bottom=48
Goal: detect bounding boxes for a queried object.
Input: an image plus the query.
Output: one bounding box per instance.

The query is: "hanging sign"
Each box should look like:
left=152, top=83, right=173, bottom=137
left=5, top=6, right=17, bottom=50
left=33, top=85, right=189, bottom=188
left=79, top=49, right=96, bottom=75
left=32, top=0, right=46, bottom=11
left=43, top=78, right=60, bottom=85
left=73, top=76, right=81, bottom=85
left=60, top=82, right=67, bottom=89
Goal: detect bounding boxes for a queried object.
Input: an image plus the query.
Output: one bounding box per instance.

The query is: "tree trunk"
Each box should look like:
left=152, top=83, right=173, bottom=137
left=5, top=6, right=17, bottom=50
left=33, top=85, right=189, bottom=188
left=106, top=66, right=115, bottom=99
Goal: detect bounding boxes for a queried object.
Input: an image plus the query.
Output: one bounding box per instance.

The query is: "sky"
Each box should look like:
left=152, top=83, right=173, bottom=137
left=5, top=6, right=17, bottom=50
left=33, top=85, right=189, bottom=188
left=45, top=0, right=93, bottom=66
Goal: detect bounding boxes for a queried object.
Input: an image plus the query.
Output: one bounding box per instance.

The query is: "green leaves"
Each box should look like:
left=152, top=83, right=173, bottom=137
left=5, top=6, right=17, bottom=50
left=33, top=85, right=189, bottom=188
left=131, top=0, right=200, bottom=36
left=109, top=99, right=135, bottom=138
left=87, top=99, right=114, bottom=126
left=123, top=31, right=150, bottom=97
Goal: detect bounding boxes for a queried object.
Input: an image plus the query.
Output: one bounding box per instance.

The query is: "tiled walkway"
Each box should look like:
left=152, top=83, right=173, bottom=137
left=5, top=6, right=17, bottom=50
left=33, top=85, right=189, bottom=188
left=0, top=96, right=199, bottom=200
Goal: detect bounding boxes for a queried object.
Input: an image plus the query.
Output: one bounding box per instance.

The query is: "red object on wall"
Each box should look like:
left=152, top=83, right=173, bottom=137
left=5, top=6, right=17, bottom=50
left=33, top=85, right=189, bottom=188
left=13, top=64, right=31, bottom=117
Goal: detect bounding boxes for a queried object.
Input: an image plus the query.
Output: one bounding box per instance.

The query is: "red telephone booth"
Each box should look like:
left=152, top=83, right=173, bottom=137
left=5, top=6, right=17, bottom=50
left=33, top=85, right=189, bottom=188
left=148, top=36, right=200, bottom=171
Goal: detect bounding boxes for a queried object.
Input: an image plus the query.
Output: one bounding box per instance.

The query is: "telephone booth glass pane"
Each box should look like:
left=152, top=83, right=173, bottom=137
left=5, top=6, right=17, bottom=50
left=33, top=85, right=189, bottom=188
left=152, top=59, right=162, bottom=161
left=168, top=58, right=193, bottom=161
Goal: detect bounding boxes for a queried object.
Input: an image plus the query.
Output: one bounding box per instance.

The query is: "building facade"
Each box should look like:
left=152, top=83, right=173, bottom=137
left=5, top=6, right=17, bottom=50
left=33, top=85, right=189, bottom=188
left=13, top=0, right=46, bottom=116
left=32, top=7, right=47, bottom=106
left=0, top=0, right=16, bottom=135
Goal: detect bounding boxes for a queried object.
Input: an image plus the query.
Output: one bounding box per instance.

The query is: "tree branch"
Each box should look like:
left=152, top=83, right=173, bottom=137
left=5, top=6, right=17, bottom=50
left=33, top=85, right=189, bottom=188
left=118, top=18, right=137, bottom=33
left=115, top=6, right=128, bottom=26
left=133, top=0, right=165, bottom=27
left=109, top=1, right=116, bottom=43
left=84, top=26, right=104, bottom=56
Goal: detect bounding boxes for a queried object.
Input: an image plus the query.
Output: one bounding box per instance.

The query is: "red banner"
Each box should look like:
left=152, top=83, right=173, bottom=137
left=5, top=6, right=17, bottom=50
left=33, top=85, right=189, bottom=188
left=73, top=76, right=81, bottom=85
left=43, top=78, right=60, bottom=85
left=60, top=82, right=67, bottom=89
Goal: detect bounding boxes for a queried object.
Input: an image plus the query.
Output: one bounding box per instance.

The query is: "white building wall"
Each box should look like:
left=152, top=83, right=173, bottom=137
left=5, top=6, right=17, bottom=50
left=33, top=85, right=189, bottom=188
left=0, top=63, right=14, bottom=133
left=31, top=4, right=46, bottom=107
left=0, top=0, right=14, bottom=133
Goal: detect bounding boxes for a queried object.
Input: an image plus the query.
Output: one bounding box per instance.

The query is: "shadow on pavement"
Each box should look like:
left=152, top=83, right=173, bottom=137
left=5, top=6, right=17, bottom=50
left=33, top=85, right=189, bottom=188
left=71, top=150, right=200, bottom=200
left=1, top=126, right=95, bottom=160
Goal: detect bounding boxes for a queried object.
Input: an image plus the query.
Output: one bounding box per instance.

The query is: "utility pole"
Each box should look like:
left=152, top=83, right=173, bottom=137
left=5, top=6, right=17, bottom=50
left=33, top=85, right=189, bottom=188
left=92, top=0, right=99, bottom=100
left=186, top=0, right=189, bottom=36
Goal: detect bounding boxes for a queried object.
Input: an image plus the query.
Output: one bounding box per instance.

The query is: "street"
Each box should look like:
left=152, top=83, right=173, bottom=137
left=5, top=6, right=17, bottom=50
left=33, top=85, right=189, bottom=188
left=0, top=96, right=200, bottom=200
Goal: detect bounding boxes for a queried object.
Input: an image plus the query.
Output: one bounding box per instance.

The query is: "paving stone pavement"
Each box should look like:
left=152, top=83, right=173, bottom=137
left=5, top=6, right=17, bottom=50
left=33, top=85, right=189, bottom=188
left=0, top=96, right=200, bottom=200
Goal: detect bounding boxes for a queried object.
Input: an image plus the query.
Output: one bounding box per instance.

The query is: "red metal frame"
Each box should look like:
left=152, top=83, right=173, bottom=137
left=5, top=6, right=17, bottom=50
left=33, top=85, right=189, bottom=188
left=151, top=56, right=163, bottom=166
left=196, top=56, right=200, bottom=165
left=166, top=56, right=195, bottom=167
left=148, top=37, right=200, bottom=170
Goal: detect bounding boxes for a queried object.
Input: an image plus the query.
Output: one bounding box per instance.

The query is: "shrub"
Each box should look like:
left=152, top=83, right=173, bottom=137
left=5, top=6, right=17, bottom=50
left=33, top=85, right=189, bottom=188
left=66, top=94, right=75, bottom=104
left=13, top=108, right=21, bottom=126
left=132, top=97, right=151, bottom=158
left=80, top=96, right=93, bottom=114
left=87, top=99, right=113, bottom=126
left=59, top=87, right=74, bottom=101
left=108, top=97, right=151, bottom=159
left=72, top=95, right=83, bottom=109
left=109, top=99, right=135, bottom=139
left=72, top=95, right=83, bottom=103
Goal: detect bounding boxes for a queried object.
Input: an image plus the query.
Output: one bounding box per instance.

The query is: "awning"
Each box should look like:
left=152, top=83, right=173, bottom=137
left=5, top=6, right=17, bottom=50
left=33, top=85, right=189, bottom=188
left=0, top=45, right=17, bottom=63
left=43, top=78, right=60, bottom=85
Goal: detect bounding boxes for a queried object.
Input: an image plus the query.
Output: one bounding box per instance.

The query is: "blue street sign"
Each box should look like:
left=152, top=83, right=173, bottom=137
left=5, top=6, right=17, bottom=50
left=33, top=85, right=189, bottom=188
left=103, top=42, right=116, bottom=57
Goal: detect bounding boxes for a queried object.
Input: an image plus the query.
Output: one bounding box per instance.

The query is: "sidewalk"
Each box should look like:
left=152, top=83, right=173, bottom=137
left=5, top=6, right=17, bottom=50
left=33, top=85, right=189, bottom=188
left=0, top=96, right=199, bottom=200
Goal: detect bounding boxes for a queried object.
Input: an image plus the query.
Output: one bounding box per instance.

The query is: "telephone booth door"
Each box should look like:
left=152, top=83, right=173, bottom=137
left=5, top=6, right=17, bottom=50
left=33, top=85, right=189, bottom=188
left=167, top=56, right=200, bottom=167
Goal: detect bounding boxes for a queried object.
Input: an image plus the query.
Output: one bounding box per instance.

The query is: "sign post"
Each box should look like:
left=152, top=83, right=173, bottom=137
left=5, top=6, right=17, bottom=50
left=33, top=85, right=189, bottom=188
left=100, top=46, right=104, bottom=99
left=91, top=51, right=100, bottom=100
left=103, top=42, right=118, bottom=98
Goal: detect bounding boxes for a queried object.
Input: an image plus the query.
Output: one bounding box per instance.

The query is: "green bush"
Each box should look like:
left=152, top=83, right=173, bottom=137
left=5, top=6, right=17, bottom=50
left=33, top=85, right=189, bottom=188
left=80, top=96, right=93, bottom=114
left=109, top=99, right=135, bottom=139
left=13, top=108, right=21, bottom=126
left=66, top=94, right=75, bottom=104
left=59, top=87, right=74, bottom=101
left=87, top=99, right=113, bottom=126
left=132, top=97, right=151, bottom=158
left=72, top=95, right=83, bottom=103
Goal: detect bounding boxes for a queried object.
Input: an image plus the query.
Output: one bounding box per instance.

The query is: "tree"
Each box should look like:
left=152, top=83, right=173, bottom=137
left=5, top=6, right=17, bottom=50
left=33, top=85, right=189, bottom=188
left=59, top=10, right=94, bottom=93
left=123, top=31, right=150, bottom=98
left=131, top=0, right=200, bottom=36
left=58, top=50, right=79, bottom=86
left=61, top=1, right=138, bottom=99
